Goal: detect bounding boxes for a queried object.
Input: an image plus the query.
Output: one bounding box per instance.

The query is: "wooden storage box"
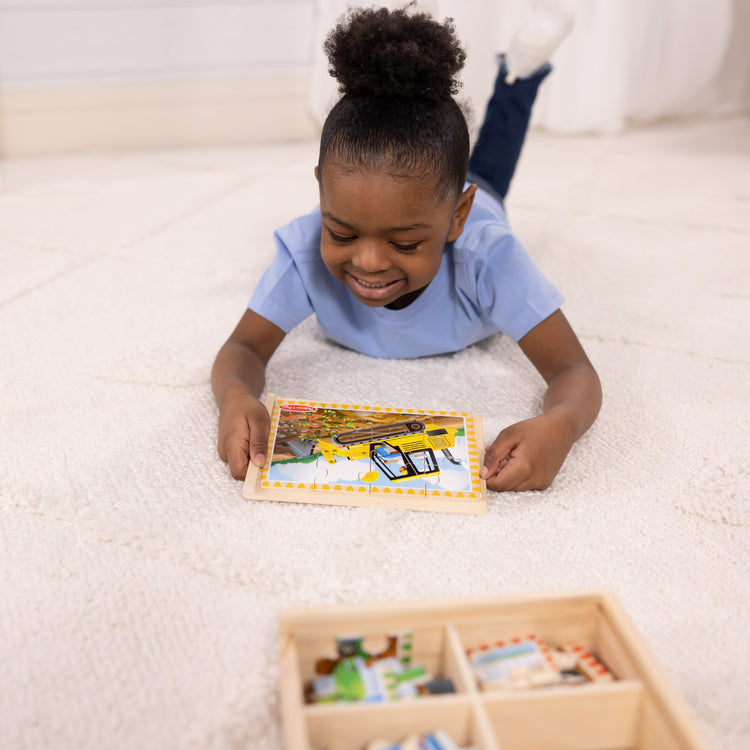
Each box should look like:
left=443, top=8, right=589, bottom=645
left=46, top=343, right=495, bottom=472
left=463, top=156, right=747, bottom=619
left=278, top=590, right=712, bottom=750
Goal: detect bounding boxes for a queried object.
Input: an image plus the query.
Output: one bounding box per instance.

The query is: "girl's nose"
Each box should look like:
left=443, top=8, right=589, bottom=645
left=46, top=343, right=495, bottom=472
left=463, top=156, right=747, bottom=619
left=352, top=241, right=391, bottom=273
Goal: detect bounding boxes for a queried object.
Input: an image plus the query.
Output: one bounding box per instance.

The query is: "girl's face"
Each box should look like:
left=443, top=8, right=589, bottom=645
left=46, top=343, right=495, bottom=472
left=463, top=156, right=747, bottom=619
left=316, top=163, right=476, bottom=309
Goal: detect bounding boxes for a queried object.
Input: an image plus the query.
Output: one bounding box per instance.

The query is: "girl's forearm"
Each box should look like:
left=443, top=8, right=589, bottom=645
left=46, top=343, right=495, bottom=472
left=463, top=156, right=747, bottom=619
left=542, top=362, right=602, bottom=444
left=211, top=340, right=267, bottom=408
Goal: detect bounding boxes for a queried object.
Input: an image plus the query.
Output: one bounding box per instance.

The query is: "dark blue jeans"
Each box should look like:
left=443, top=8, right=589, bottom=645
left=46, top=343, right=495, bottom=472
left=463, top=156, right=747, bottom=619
left=468, top=56, right=552, bottom=203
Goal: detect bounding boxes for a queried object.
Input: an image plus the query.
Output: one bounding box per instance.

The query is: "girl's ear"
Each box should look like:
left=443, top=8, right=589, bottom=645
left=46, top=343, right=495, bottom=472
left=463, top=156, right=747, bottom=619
left=446, top=183, right=477, bottom=241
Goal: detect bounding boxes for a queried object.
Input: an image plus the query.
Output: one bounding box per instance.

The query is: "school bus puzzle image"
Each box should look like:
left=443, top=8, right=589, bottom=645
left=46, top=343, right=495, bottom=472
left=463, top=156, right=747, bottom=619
left=242, top=395, right=487, bottom=514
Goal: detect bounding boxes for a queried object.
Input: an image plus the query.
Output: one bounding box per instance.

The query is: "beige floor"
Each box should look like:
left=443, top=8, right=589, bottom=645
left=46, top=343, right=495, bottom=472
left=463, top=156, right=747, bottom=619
left=1, top=116, right=748, bottom=750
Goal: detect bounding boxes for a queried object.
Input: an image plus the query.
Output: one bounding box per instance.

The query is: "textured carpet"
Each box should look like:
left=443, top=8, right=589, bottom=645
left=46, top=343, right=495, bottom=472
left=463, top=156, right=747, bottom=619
left=1, top=116, right=748, bottom=749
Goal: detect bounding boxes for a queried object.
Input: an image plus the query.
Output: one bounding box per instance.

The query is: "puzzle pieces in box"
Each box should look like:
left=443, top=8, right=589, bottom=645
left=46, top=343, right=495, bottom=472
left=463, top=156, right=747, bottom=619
left=467, top=635, right=615, bottom=691
left=468, top=635, right=560, bottom=689
left=555, top=643, right=615, bottom=683
left=366, top=730, right=476, bottom=750
left=308, top=632, right=455, bottom=704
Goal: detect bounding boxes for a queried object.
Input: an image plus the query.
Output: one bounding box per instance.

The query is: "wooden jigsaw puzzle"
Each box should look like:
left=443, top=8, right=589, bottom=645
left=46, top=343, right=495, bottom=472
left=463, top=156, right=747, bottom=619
left=243, top=395, right=487, bottom=514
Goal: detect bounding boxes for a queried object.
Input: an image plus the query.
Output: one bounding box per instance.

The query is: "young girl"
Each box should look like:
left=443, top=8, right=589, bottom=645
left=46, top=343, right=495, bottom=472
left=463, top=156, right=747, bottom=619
left=212, top=3, right=601, bottom=492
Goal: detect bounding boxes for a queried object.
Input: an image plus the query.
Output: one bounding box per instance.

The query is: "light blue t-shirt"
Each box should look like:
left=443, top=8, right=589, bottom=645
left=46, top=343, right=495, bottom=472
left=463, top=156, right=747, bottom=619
left=249, top=186, right=563, bottom=359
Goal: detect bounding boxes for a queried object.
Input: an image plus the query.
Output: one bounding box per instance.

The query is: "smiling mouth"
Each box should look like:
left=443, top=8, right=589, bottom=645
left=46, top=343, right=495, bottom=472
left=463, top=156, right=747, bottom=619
left=355, top=277, right=394, bottom=289
left=346, top=272, right=405, bottom=300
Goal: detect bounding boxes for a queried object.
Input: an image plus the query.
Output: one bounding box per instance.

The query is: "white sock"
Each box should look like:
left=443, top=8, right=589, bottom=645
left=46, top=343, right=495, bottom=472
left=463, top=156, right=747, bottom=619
left=505, top=0, right=575, bottom=83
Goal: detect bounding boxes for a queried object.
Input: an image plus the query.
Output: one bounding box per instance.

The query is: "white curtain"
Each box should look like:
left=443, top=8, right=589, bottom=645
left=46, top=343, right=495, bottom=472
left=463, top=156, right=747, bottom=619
left=309, top=0, right=749, bottom=134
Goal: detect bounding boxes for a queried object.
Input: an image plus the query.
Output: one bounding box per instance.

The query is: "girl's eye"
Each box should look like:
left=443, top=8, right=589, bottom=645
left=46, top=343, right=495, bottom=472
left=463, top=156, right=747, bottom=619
left=391, top=241, right=421, bottom=252
left=327, top=229, right=356, bottom=243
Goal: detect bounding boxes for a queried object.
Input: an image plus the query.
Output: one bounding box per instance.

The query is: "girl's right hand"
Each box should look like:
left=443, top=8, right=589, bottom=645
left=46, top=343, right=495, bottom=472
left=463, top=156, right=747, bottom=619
left=217, top=392, right=271, bottom=480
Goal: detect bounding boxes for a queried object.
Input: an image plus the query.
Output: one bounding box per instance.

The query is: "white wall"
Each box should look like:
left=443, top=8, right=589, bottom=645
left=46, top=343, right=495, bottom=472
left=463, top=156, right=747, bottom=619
left=0, top=1, right=319, bottom=156
left=311, top=0, right=750, bottom=136
left=3, top=1, right=748, bottom=156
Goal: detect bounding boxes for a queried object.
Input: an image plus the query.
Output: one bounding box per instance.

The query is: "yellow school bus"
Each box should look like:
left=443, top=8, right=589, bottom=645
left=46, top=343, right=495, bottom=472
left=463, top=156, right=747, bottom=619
left=316, top=420, right=460, bottom=482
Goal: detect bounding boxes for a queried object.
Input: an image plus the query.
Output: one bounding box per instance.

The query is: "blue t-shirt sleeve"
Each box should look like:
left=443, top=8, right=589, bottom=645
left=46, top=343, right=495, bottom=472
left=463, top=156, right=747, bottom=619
left=248, top=229, right=315, bottom=332
left=463, top=226, right=564, bottom=342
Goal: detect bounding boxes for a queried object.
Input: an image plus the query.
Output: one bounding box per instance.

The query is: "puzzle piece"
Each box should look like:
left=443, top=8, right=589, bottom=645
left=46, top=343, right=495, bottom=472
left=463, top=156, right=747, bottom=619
left=560, top=644, right=615, bottom=683
left=467, top=636, right=560, bottom=690
left=356, top=453, right=375, bottom=493
left=422, top=473, right=441, bottom=496
left=310, top=455, right=328, bottom=490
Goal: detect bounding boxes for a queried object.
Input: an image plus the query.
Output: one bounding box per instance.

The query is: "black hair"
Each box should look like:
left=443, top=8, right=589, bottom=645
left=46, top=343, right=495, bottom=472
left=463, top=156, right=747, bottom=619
left=318, top=3, right=470, bottom=202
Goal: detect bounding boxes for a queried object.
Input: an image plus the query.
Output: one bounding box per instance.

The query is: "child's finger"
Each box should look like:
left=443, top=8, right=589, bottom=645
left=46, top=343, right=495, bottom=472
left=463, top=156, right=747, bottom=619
left=226, top=439, right=250, bottom=480
left=480, top=432, right=515, bottom=479
left=485, top=456, right=532, bottom=492
left=246, top=413, right=270, bottom=469
left=248, top=440, right=267, bottom=468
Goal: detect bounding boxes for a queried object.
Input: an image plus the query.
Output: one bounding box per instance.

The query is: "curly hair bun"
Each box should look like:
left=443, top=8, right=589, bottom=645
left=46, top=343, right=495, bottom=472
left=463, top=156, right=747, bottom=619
left=324, top=4, right=466, bottom=101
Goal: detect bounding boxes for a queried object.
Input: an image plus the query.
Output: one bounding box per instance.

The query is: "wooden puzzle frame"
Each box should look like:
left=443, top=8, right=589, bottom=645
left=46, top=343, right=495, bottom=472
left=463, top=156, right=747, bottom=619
left=243, top=394, right=487, bottom=514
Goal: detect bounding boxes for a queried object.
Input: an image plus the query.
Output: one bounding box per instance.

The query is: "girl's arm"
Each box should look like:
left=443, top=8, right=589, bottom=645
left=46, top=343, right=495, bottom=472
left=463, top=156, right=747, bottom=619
left=211, top=309, right=286, bottom=479
left=480, top=309, right=602, bottom=491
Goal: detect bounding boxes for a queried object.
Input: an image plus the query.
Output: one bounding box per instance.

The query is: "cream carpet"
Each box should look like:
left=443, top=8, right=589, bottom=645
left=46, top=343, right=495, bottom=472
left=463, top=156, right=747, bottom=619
left=1, top=116, right=748, bottom=749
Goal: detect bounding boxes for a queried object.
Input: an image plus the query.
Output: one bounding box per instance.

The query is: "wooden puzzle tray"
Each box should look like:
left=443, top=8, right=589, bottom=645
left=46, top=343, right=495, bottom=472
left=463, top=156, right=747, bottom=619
left=244, top=395, right=487, bottom=514
left=277, top=590, right=712, bottom=750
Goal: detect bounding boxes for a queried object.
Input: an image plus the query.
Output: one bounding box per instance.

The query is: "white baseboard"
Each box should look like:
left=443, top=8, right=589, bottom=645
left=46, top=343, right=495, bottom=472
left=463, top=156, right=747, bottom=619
left=0, top=76, right=319, bottom=157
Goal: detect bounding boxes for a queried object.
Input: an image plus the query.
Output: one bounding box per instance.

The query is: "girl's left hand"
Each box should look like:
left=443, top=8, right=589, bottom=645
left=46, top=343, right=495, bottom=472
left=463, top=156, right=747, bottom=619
left=480, top=413, right=573, bottom=492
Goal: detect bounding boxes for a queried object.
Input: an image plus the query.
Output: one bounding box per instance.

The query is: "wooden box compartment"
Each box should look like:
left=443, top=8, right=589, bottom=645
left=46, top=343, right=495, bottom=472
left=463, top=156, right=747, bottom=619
left=278, top=590, right=711, bottom=750
left=303, top=700, right=495, bottom=750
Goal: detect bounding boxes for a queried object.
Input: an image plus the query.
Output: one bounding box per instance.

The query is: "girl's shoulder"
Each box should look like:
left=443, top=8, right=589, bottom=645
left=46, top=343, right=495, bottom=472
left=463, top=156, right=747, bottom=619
left=455, top=185, right=517, bottom=258
left=273, top=206, right=323, bottom=261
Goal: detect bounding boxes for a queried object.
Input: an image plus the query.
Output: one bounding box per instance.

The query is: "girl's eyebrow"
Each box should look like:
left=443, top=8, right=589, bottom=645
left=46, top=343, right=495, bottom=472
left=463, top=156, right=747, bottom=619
left=322, top=210, right=431, bottom=232
left=322, top=211, right=356, bottom=230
